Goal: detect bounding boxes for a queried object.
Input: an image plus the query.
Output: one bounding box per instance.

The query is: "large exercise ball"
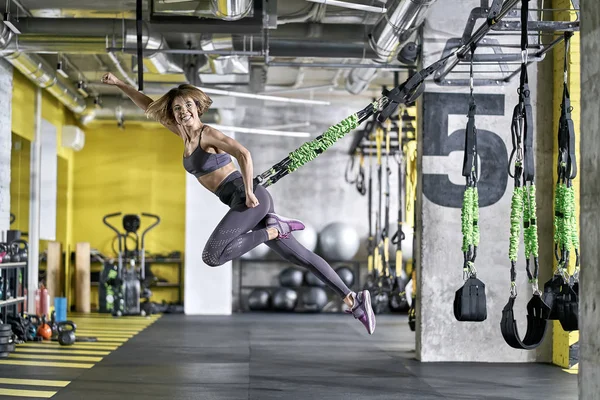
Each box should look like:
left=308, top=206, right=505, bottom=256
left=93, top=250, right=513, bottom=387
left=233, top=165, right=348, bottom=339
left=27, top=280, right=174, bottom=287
left=302, top=287, right=328, bottom=312
left=335, top=266, right=355, bottom=288
left=240, top=243, right=270, bottom=260
left=293, top=223, right=318, bottom=252
left=318, top=222, right=360, bottom=261
left=304, top=271, right=326, bottom=287
left=401, top=226, right=414, bottom=262
left=248, top=289, right=271, bottom=311
left=279, top=267, right=304, bottom=287
left=272, top=288, right=298, bottom=311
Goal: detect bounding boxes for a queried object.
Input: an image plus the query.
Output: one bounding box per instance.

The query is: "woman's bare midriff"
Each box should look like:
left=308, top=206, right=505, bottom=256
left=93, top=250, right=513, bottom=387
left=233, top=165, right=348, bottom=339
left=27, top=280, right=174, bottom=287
left=197, top=162, right=238, bottom=193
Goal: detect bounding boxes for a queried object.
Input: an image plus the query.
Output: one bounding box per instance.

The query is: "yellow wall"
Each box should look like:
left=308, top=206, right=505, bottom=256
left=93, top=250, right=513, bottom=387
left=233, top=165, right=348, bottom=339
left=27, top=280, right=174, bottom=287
left=72, top=122, right=186, bottom=306
left=9, top=133, right=31, bottom=234
left=11, top=69, right=185, bottom=310
left=552, top=0, right=580, bottom=370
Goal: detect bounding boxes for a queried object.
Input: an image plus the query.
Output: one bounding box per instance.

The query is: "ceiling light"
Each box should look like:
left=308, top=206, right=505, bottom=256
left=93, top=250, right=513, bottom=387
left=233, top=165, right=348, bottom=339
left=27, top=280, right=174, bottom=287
left=306, top=0, right=386, bottom=14
left=210, top=124, right=311, bottom=138
left=2, top=13, right=21, bottom=34
left=56, top=62, right=69, bottom=79
left=255, top=122, right=311, bottom=130
left=196, top=87, right=331, bottom=106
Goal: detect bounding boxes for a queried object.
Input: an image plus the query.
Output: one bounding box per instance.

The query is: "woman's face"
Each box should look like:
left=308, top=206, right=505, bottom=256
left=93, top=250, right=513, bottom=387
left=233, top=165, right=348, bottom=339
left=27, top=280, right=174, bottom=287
left=172, top=96, right=199, bottom=127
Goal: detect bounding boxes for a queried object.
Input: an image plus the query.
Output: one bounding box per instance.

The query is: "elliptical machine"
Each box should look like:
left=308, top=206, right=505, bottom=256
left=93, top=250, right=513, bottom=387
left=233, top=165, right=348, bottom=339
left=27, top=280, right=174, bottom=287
left=101, top=212, right=161, bottom=317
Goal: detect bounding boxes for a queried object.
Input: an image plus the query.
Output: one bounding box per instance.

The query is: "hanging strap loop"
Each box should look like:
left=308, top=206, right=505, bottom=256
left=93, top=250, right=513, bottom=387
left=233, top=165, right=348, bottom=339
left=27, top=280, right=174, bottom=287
left=500, top=0, right=549, bottom=350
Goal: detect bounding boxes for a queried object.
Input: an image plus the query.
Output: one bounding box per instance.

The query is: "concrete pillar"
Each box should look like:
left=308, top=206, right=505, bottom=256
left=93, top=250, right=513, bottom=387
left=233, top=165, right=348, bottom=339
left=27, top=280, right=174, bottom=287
left=579, top=0, right=600, bottom=395
left=416, top=0, right=554, bottom=362
left=0, top=60, right=13, bottom=234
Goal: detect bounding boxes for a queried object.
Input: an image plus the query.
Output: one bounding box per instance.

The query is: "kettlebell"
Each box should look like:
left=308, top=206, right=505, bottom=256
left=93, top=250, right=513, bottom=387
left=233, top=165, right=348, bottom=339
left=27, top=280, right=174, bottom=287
left=10, top=240, right=28, bottom=263
left=37, top=316, right=52, bottom=340
left=57, top=321, right=77, bottom=346
left=1, top=243, right=11, bottom=264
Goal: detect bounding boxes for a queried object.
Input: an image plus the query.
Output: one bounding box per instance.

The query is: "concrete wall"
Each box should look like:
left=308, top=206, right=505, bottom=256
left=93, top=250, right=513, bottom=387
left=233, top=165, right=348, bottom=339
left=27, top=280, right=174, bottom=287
left=231, top=96, right=407, bottom=309
left=0, top=60, right=13, bottom=234
left=416, top=0, right=554, bottom=362
left=579, top=0, right=600, bottom=395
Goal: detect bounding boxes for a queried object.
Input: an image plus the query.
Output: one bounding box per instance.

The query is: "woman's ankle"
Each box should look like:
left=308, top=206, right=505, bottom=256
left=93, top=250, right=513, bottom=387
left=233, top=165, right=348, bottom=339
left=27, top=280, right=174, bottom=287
left=266, top=227, right=279, bottom=240
left=343, top=292, right=355, bottom=308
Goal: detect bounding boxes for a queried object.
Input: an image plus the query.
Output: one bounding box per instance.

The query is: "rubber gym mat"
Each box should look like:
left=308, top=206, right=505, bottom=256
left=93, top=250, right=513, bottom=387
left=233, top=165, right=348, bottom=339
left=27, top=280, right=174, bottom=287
left=45, top=313, right=578, bottom=400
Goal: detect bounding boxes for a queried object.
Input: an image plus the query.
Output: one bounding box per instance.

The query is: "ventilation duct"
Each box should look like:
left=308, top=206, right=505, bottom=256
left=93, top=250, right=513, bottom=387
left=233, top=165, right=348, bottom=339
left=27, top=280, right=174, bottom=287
left=0, top=25, right=86, bottom=114
left=234, top=23, right=377, bottom=59
left=152, top=0, right=253, bottom=20
left=211, top=0, right=253, bottom=21
left=0, top=18, right=183, bottom=74
left=345, top=0, right=437, bottom=94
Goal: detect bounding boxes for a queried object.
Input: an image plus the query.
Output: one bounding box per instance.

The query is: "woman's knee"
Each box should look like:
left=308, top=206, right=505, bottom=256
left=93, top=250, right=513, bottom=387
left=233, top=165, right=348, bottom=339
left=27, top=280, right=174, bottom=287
left=202, top=248, right=224, bottom=267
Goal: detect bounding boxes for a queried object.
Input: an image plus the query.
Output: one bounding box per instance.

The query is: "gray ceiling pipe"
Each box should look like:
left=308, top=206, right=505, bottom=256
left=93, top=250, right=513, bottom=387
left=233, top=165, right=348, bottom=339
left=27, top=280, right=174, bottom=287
left=345, top=0, right=437, bottom=94
left=0, top=24, right=87, bottom=114
left=0, top=18, right=183, bottom=75
left=152, top=0, right=253, bottom=20
left=233, top=23, right=377, bottom=59
left=211, top=0, right=254, bottom=21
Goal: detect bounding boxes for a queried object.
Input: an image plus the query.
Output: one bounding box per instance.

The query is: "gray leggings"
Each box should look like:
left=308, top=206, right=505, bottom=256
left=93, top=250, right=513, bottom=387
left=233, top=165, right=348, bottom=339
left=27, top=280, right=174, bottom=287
left=202, top=171, right=351, bottom=298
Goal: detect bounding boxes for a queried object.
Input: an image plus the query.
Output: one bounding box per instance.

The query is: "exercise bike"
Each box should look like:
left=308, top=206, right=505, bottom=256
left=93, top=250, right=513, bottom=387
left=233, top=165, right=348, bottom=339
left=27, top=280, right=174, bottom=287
left=101, top=212, right=160, bottom=317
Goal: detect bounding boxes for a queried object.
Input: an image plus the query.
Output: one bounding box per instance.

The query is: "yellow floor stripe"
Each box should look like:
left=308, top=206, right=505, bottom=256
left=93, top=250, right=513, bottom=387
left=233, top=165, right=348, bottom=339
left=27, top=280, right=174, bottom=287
left=74, top=328, right=141, bottom=333
left=68, top=313, right=161, bottom=318
left=19, top=343, right=119, bottom=351
left=75, top=332, right=134, bottom=338
left=0, top=388, right=56, bottom=398
left=72, top=337, right=129, bottom=342
left=563, top=368, right=579, bottom=374
left=569, top=331, right=580, bottom=346
left=15, top=348, right=111, bottom=356
left=0, top=360, right=94, bottom=369
left=9, top=353, right=103, bottom=362
left=69, top=320, right=153, bottom=325
left=0, top=378, right=69, bottom=387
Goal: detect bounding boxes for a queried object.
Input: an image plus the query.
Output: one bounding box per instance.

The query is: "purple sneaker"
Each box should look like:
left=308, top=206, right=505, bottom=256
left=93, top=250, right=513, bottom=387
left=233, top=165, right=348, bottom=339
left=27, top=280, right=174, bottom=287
left=265, top=213, right=305, bottom=239
left=345, top=290, right=376, bottom=335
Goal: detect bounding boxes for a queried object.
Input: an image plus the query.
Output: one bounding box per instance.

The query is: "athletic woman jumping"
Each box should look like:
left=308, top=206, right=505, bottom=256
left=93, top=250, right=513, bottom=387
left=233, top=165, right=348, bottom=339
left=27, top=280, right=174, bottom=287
left=101, top=73, right=376, bottom=334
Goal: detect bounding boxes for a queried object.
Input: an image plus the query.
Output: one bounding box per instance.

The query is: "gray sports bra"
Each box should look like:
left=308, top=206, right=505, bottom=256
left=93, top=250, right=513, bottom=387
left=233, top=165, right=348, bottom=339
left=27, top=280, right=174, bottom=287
left=182, top=126, right=232, bottom=178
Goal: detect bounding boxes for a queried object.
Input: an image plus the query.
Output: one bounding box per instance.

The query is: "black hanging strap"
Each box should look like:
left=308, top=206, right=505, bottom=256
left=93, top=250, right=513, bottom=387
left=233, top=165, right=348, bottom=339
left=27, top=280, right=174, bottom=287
left=501, top=296, right=548, bottom=350
left=462, top=47, right=478, bottom=182
left=454, top=46, right=487, bottom=323
left=559, top=32, right=577, bottom=181
left=379, top=54, right=453, bottom=123
left=136, top=0, right=144, bottom=91
left=500, top=0, right=549, bottom=350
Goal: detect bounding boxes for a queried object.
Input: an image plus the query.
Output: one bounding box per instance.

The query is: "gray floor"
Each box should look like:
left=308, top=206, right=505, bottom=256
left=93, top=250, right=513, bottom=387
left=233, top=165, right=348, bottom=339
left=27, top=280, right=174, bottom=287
left=47, top=313, right=576, bottom=400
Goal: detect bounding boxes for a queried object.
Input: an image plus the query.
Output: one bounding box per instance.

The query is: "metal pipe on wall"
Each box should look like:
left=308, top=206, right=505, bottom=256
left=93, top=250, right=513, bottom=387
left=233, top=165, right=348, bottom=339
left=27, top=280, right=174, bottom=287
left=345, top=0, right=437, bottom=94
left=27, top=87, right=42, bottom=314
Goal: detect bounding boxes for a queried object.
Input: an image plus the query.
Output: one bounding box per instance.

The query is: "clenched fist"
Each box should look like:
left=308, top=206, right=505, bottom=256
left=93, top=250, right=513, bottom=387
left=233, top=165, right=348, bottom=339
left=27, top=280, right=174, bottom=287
left=101, top=72, right=120, bottom=86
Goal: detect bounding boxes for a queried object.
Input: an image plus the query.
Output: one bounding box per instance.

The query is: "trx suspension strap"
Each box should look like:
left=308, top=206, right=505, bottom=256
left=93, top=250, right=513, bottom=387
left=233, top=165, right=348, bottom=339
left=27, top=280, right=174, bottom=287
left=345, top=150, right=367, bottom=196
left=390, top=117, right=410, bottom=312
left=374, top=126, right=384, bottom=280
left=543, top=31, right=579, bottom=332
left=381, top=120, right=394, bottom=283
left=453, top=46, right=487, bottom=322
left=367, top=137, right=375, bottom=275
left=391, top=120, right=406, bottom=278
left=500, top=0, right=549, bottom=349
left=253, top=53, right=453, bottom=189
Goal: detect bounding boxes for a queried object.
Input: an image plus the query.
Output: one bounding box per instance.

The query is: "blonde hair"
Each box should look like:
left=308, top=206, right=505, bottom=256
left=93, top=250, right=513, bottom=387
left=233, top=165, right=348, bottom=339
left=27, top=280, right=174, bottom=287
left=145, top=84, right=213, bottom=126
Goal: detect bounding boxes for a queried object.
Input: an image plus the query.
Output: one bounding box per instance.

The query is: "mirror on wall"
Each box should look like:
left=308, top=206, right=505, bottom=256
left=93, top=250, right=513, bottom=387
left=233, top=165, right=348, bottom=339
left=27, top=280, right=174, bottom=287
left=9, top=132, right=31, bottom=239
